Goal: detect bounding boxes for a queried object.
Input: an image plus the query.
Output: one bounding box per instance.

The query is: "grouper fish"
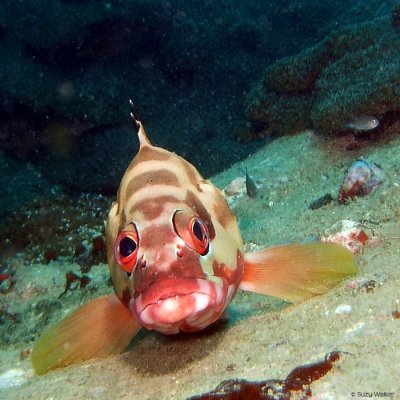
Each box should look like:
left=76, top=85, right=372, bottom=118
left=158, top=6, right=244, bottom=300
left=32, top=114, right=357, bottom=374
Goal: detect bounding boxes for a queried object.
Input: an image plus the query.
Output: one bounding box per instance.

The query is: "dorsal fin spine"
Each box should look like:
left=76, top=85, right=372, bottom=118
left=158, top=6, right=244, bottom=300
left=129, top=100, right=151, bottom=147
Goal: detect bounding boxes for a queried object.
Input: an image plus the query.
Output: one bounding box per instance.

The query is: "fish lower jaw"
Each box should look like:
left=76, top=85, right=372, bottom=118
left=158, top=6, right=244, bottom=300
left=138, top=292, right=216, bottom=334
left=131, top=278, right=227, bottom=334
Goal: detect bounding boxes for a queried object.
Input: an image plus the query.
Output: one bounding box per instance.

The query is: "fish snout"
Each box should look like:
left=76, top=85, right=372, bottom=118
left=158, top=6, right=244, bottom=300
left=131, top=277, right=228, bottom=334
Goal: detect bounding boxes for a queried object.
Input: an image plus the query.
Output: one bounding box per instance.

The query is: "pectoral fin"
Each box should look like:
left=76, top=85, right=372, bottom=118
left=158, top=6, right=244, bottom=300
left=239, top=242, right=357, bottom=303
left=32, top=294, right=141, bottom=375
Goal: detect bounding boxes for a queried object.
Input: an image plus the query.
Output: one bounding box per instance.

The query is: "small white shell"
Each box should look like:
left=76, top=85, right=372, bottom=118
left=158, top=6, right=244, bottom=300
left=334, top=304, right=353, bottom=314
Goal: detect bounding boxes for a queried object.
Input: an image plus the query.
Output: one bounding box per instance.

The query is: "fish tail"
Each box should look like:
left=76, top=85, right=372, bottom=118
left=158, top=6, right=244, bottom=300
left=239, top=242, right=357, bottom=303
left=344, top=122, right=353, bottom=130
left=31, top=294, right=141, bottom=375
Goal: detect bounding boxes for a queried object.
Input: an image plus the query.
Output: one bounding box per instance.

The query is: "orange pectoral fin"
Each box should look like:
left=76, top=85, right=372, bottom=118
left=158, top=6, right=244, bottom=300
left=239, top=242, right=358, bottom=303
left=31, top=294, right=141, bottom=375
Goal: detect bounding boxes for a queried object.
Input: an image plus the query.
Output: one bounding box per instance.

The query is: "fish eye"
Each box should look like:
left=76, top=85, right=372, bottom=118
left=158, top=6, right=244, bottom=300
left=114, top=224, right=139, bottom=273
left=192, top=219, right=205, bottom=242
left=120, top=237, right=137, bottom=257
left=173, top=210, right=209, bottom=255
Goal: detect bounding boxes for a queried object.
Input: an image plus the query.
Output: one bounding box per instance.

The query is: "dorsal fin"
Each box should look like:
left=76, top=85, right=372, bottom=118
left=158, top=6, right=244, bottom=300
left=135, top=119, right=151, bottom=147
left=129, top=99, right=151, bottom=147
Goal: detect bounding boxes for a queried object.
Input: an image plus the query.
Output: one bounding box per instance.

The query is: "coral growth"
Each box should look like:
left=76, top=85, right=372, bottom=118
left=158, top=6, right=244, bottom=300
left=245, top=2, right=400, bottom=137
left=321, top=220, right=370, bottom=255
left=392, top=1, right=400, bottom=28
left=0, top=193, right=110, bottom=269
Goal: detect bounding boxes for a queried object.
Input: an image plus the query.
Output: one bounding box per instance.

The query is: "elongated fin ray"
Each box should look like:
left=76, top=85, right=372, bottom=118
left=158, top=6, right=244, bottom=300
left=32, top=295, right=141, bottom=375
left=239, top=242, right=357, bottom=303
left=129, top=100, right=151, bottom=147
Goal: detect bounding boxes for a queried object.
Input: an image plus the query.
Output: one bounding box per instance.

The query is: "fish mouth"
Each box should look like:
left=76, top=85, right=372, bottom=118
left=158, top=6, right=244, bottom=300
left=131, top=277, right=227, bottom=334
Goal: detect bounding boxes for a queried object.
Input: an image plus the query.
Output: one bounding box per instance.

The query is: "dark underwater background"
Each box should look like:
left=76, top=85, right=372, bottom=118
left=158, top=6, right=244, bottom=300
left=0, top=0, right=396, bottom=218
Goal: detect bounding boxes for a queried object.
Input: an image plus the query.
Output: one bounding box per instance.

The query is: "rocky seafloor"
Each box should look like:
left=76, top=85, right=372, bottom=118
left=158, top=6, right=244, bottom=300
left=0, top=126, right=399, bottom=399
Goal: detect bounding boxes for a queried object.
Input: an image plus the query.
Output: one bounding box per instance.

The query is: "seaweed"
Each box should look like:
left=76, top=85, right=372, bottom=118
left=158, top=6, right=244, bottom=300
left=188, top=351, right=342, bottom=400
left=59, top=271, right=91, bottom=298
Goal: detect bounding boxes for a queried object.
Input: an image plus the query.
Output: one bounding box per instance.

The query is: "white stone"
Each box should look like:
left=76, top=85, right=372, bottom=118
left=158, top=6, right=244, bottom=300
left=334, top=304, right=352, bottom=314
left=0, top=369, right=27, bottom=390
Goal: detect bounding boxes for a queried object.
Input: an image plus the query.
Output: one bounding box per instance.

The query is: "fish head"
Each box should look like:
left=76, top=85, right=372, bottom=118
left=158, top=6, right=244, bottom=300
left=368, top=117, right=380, bottom=129
left=106, top=121, right=244, bottom=334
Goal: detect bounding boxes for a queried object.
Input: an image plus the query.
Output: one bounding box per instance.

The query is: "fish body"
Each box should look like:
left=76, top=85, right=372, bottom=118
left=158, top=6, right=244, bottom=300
left=243, top=168, right=258, bottom=198
left=106, top=120, right=244, bottom=333
left=344, top=115, right=380, bottom=131
left=32, top=117, right=358, bottom=375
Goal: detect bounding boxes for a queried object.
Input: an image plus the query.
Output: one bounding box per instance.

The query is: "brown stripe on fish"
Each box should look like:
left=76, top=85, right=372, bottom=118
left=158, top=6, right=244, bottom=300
left=130, top=155, right=202, bottom=191
left=180, top=161, right=203, bottom=192
left=185, top=190, right=216, bottom=240
left=126, top=146, right=171, bottom=174
left=138, top=223, right=177, bottom=254
left=123, top=156, right=201, bottom=190
left=129, top=195, right=181, bottom=220
left=125, top=169, right=180, bottom=200
left=213, top=196, right=236, bottom=229
left=124, top=185, right=187, bottom=217
left=122, top=159, right=204, bottom=219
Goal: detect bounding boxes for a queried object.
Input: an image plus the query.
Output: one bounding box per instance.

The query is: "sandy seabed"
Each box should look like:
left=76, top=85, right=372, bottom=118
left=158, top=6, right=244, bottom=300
left=1, top=130, right=399, bottom=399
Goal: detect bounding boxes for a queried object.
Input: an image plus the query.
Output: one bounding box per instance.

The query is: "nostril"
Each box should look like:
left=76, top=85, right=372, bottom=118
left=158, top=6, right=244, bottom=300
left=176, top=244, right=183, bottom=258
left=137, top=257, right=147, bottom=270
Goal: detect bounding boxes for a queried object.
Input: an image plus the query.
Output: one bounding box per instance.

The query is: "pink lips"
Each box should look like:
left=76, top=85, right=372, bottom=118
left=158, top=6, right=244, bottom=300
left=131, top=277, right=227, bottom=334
